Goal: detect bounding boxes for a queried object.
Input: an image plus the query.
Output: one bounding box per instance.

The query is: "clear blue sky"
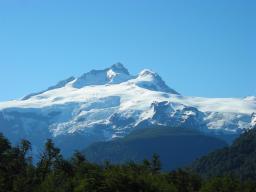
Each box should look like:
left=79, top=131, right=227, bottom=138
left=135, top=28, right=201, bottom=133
left=0, top=0, right=255, bottom=101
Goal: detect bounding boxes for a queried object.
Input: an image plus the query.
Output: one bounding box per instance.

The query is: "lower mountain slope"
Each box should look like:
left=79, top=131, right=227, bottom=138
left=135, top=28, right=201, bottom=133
left=190, top=126, right=256, bottom=181
left=83, top=126, right=227, bottom=170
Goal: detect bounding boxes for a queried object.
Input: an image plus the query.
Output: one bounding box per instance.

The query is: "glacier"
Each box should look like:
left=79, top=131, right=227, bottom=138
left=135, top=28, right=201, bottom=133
left=0, top=63, right=255, bottom=156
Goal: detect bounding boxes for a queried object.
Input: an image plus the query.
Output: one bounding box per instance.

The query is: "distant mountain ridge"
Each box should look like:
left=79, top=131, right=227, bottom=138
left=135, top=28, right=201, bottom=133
left=0, top=63, right=255, bottom=156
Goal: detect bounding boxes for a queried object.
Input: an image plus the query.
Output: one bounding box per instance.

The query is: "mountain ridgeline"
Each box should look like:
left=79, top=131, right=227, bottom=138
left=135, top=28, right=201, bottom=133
left=0, top=63, right=255, bottom=190
left=0, top=63, right=255, bottom=158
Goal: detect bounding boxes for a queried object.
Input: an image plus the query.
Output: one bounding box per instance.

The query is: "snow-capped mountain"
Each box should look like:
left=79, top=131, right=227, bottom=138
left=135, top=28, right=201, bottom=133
left=0, top=63, right=255, bottom=155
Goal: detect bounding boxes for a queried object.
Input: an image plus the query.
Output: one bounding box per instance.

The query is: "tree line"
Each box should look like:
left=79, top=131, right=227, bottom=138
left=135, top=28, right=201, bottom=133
left=0, top=132, right=255, bottom=192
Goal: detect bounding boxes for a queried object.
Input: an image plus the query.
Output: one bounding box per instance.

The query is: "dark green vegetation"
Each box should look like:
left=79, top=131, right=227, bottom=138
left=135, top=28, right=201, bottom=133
left=191, top=128, right=256, bottom=181
left=1, top=129, right=256, bottom=192
left=84, top=127, right=227, bottom=170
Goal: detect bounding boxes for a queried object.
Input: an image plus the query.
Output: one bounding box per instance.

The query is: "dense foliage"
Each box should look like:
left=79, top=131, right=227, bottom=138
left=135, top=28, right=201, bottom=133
left=0, top=132, right=256, bottom=192
left=191, top=128, right=256, bottom=181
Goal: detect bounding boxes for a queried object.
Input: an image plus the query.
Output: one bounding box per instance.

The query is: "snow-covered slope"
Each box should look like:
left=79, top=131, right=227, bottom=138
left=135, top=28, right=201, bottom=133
left=251, top=113, right=256, bottom=128
left=0, top=63, right=255, bottom=155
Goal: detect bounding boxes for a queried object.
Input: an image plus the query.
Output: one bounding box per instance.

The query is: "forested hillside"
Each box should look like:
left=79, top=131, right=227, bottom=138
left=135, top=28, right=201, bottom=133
left=84, top=127, right=227, bottom=170
left=1, top=132, right=256, bottom=192
left=191, top=127, right=256, bottom=181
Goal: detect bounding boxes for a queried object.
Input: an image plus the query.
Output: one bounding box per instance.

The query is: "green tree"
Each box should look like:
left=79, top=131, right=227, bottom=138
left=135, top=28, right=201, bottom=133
left=200, top=177, right=240, bottom=192
left=36, top=139, right=62, bottom=181
left=151, top=153, right=161, bottom=174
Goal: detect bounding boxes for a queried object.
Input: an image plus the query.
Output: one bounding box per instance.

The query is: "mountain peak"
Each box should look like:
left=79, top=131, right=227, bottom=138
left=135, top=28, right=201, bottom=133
left=109, top=63, right=130, bottom=75
left=139, top=69, right=159, bottom=78
left=72, top=63, right=132, bottom=88
left=138, top=69, right=156, bottom=77
left=22, top=64, right=179, bottom=100
left=135, top=69, right=180, bottom=95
